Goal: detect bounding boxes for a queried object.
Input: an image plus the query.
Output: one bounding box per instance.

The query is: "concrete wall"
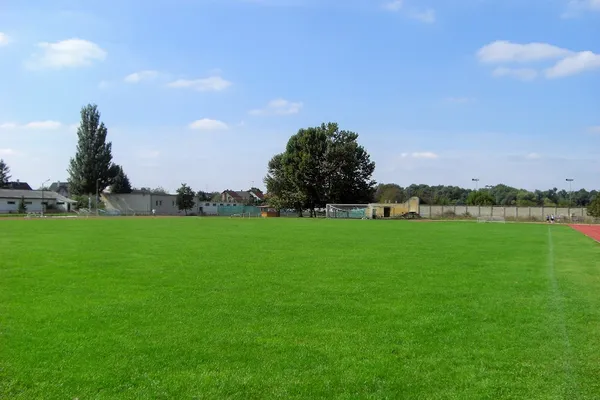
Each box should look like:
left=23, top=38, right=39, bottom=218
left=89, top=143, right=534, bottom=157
left=419, top=204, right=590, bottom=221
left=103, top=193, right=241, bottom=215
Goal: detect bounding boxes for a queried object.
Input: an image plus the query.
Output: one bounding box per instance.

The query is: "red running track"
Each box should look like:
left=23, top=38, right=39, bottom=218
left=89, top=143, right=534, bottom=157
left=570, top=225, right=600, bottom=242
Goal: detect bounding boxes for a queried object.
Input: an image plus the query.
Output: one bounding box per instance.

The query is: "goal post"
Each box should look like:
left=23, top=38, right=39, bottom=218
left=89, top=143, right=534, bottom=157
left=325, top=204, right=369, bottom=219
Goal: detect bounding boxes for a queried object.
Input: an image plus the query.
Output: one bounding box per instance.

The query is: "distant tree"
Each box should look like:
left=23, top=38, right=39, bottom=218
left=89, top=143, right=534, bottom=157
left=374, top=183, right=405, bottom=203
left=466, top=190, right=495, bottom=206
left=151, top=187, right=168, bottom=194
left=587, top=196, right=600, bottom=218
left=0, top=159, right=10, bottom=188
left=110, top=165, right=132, bottom=194
left=68, top=104, right=118, bottom=195
left=516, top=190, right=537, bottom=207
left=176, top=183, right=195, bottom=215
left=18, top=196, right=27, bottom=213
left=265, top=122, right=375, bottom=216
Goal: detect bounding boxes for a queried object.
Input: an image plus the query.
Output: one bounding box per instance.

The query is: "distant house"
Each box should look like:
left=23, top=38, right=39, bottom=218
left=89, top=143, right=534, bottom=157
left=0, top=189, right=77, bottom=214
left=220, top=189, right=265, bottom=204
left=5, top=181, right=32, bottom=190
left=48, top=181, right=70, bottom=198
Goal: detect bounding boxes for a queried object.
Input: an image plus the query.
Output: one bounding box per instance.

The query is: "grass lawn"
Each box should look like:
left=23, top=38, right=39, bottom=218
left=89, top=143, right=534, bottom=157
left=1, top=218, right=599, bottom=399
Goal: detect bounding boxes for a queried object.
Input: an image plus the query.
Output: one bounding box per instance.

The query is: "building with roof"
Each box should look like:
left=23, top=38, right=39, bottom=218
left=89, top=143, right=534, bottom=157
left=4, top=181, right=32, bottom=190
left=0, top=189, right=77, bottom=214
left=219, top=189, right=265, bottom=204
left=48, top=181, right=70, bottom=198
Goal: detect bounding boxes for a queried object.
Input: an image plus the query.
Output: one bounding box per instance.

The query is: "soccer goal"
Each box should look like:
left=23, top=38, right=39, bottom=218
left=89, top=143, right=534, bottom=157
left=325, top=204, right=369, bottom=219
left=477, top=216, right=506, bottom=223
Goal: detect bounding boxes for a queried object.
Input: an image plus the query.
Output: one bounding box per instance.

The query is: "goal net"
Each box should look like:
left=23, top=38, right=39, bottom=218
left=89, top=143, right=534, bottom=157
left=326, top=204, right=368, bottom=219
left=477, top=216, right=506, bottom=223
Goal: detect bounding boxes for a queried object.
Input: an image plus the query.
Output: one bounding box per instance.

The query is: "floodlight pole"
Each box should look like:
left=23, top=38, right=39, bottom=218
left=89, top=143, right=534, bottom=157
left=41, top=178, right=50, bottom=217
left=472, top=178, right=480, bottom=190
left=566, top=178, right=574, bottom=207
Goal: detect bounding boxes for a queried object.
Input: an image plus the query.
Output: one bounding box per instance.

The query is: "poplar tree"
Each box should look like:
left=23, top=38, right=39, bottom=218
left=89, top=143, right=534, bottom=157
left=67, top=104, right=117, bottom=195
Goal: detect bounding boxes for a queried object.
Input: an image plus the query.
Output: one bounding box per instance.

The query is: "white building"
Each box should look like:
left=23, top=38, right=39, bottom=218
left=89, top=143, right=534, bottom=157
left=0, top=189, right=77, bottom=214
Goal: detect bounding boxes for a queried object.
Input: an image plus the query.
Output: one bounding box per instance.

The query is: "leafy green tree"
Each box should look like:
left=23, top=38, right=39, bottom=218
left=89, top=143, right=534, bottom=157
left=466, top=190, right=495, bottom=206
left=0, top=159, right=10, bottom=188
left=110, top=165, right=132, bottom=194
left=516, top=190, right=537, bottom=207
left=374, top=183, right=405, bottom=203
left=265, top=122, right=375, bottom=216
left=18, top=196, right=27, bottom=213
left=265, top=153, right=306, bottom=216
left=587, top=195, right=600, bottom=218
left=176, top=183, right=195, bottom=215
left=67, top=104, right=118, bottom=195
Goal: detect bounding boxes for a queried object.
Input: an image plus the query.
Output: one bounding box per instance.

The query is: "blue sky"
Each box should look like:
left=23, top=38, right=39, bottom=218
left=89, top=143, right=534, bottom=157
left=0, top=0, right=598, bottom=193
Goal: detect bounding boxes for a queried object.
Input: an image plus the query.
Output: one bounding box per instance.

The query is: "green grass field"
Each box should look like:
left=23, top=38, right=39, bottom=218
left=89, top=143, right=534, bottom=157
left=1, top=218, right=599, bottom=399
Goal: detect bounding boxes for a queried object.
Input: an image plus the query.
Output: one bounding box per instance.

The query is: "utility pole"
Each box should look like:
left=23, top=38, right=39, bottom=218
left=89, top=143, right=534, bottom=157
left=472, top=178, right=480, bottom=190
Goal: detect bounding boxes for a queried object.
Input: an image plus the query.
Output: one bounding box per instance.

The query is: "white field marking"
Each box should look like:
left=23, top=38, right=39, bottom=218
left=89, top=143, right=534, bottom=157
left=547, top=227, right=579, bottom=398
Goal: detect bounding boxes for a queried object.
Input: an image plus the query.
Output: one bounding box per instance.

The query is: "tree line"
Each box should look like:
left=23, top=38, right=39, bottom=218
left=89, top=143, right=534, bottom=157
left=374, top=183, right=599, bottom=207
left=3, top=106, right=600, bottom=217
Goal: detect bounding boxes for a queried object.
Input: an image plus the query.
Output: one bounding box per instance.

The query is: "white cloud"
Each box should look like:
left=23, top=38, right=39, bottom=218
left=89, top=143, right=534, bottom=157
left=401, top=152, right=439, bottom=159
left=24, top=121, right=63, bottom=130
left=98, top=80, right=110, bottom=89
left=383, top=0, right=403, bottom=11
left=563, top=0, right=600, bottom=16
left=0, top=148, right=17, bottom=156
left=26, top=38, right=106, bottom=69
left=249, top=98, right=303, bottom=116
left=477, top=40, right=600, bottom=80
left=544, top=51, right=600, bottom=78
left=167, top=76, right=232, bottom=91
left=410, top=8, right=436, bottom=23
left=492, top=66, right=538, bottom=81
left=477, top=41, right=571, bottom=64
left=188, top=118, right=229, bottom=130
left=0, top=32, right=11, bottom=46
left=525, top=152, right=542, bottom=160
left=0, top=121, right=63, bottom=130
left=124, top=70, right=159, bottom=83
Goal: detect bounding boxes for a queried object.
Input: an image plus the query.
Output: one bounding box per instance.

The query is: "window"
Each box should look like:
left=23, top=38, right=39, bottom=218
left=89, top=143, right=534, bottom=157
left=219, top=204, right=224, bottom=206
left=25, top=202, right=32, bottom=205
left=155, top=200, right=162, bottom=206
left=172, top=201, right=175, bottom=206
left=7, top=201, right=15, bottom=205
left=205, top=203, right=210, bottom=206
left=213, top=203, right=216, bottom=206
left=57, top=202, right=65, bottom=205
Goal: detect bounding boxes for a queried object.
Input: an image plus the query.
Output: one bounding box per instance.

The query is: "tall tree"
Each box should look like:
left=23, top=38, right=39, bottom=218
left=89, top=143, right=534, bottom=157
left=176, top=183, right=195, bottom=215
left=0, top=159, right=11, bottom=188
left=265, top=122, right=375, bottom=216
left=67, top=104, right=117, bottom=195
left=110, top=165, right=132, bottom=194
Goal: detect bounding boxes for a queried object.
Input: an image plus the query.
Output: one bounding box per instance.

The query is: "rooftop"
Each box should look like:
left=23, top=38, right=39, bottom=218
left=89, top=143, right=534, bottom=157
left=0, top=189, right=77, bottom=202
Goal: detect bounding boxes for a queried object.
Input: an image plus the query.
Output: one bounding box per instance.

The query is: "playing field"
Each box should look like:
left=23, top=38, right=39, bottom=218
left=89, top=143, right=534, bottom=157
left=1, top=218, right=599, bottom=399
